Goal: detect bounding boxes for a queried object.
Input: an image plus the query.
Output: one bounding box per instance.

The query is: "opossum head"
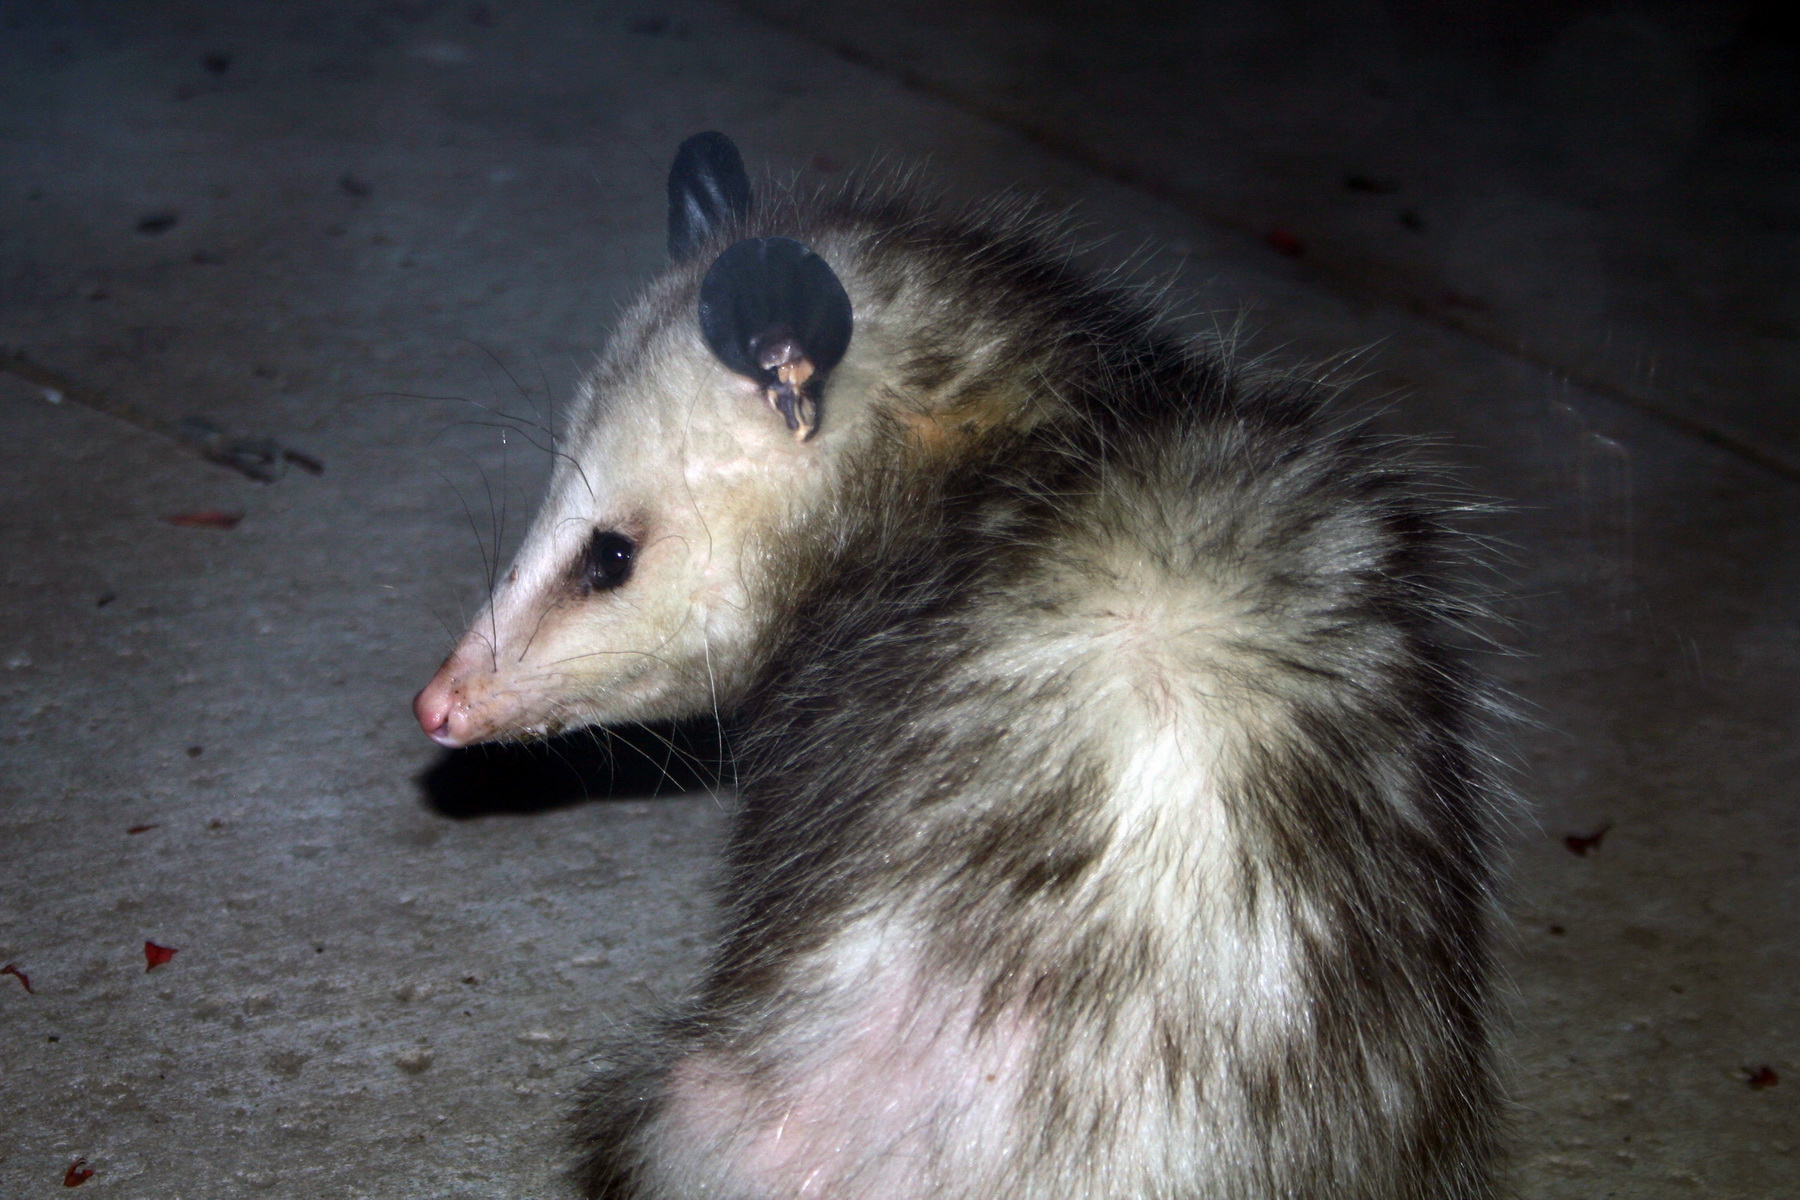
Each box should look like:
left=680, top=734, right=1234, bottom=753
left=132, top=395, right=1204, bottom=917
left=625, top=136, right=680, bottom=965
left=414, top=133, right=869, bottom=747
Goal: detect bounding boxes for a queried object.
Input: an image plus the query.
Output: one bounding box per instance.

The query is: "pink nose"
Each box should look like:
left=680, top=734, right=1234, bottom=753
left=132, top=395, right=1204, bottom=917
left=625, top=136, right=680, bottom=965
left=413, top=660, right=472, bottom=748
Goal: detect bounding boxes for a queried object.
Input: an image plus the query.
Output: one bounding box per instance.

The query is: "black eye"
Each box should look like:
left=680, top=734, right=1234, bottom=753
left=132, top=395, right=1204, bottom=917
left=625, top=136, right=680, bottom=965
left=583, top=530, right=636, bottom=592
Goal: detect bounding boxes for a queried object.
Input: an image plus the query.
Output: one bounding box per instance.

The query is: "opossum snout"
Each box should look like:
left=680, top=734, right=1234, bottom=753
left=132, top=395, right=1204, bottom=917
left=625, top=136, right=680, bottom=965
left=414, top=654, right=483, bottom=748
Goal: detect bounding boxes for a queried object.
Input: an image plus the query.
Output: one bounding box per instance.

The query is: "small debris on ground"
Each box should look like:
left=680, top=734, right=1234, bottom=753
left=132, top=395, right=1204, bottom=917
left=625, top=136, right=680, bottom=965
left=283, top=447, right=325, bottom=474
left=137, top=211, right=180, bottom=235
left=178, top=416, right=325, bottom=481
left=2, top=962, right=33, bottom=993
left=127, top=823, right=160, bottom=834
left=63, top=1160, right=94, bottom=1187
left=1742, top=1064, right=1779, bottom=1090
left=396, top=1047, right=435, bottom=1074
left=1563, top=822, right=1612, bottom=857
left=144, top=941, right=179, bottom=971
left=1, top=348, right=323, bottom=482
left=164, top=510, right=242, bottom=530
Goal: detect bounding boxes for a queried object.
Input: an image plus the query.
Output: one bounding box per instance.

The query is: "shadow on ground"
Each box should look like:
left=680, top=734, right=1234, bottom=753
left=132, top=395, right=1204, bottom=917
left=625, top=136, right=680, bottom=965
left=418, top=719, right=736, bottom=817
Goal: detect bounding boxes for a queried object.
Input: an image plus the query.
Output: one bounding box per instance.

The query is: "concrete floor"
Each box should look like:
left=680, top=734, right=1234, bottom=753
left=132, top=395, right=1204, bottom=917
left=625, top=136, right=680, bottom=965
left=0, top=2, right=1793, bottom=1197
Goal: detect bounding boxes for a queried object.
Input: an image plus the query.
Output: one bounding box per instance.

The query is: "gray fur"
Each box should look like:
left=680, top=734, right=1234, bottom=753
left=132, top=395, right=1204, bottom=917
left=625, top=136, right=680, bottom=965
left=552, top=174, right=1506, bottom=1198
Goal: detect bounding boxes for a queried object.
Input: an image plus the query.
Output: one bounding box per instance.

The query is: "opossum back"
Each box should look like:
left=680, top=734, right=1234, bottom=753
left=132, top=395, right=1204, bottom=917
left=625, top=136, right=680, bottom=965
left=560, top=140, right=1508, bottom=1200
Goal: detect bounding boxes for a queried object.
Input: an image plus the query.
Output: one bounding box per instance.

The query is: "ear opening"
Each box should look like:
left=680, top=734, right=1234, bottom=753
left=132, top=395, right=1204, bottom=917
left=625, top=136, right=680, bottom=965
left=668, top=132, right=753, bottom=263
left=698, top=237, right=854, bottom=442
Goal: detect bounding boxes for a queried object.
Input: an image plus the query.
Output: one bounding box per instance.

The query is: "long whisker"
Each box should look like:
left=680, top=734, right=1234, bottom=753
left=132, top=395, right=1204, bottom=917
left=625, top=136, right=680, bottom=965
left=439, top=467, right=498, bottom=671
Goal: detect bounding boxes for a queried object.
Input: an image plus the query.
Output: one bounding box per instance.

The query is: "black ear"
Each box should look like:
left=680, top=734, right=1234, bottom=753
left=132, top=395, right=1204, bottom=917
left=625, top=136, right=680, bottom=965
left=699, top=237, right=853, bottom=440
left=668, top=132, right=753, bottom=262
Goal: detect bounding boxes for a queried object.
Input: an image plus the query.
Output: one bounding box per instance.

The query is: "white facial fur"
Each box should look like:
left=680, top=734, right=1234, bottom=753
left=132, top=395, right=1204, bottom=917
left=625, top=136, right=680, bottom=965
left=415, top=269, right=892, bottom=748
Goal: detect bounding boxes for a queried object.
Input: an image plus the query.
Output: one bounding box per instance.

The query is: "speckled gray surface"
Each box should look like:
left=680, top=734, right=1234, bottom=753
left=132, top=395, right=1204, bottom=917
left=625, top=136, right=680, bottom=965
left=0, top=2, right=1793, bottom=1198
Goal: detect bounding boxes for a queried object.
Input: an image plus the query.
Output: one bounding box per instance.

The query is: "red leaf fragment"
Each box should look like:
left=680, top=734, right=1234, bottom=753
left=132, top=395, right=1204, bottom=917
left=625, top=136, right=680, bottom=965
left=144, top=941, right=179, bottom=970
left=63, top=1159, right=94, bottom=1187
left=127, top=823, right=160, bottom=835
left=1563, top=822, right=1612, bottom=857
left=1743, top=1064, right=1778, bottom=1090
left=2, top=961, right=32, bottom=993
left=164, top=510, right=242, bottom=530
left=1265, top=228, right=1305, bottom=257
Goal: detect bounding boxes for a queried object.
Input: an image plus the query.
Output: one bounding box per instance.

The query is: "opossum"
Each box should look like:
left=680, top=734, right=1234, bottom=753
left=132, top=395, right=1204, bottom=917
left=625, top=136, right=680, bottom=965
left=413, top=132, right=1507, bottom=1199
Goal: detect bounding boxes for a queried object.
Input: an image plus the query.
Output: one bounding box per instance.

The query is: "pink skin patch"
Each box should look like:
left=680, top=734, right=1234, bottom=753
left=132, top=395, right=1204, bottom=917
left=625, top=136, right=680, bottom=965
left=413, top=649, right=489, bottom=748
left=663, top=971, right=1037, bottom=1198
